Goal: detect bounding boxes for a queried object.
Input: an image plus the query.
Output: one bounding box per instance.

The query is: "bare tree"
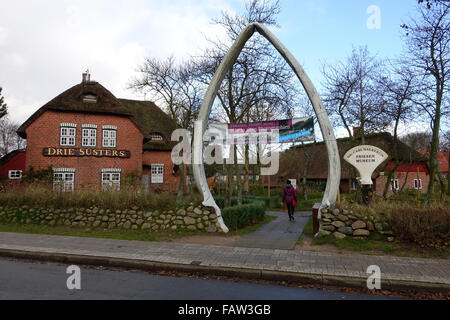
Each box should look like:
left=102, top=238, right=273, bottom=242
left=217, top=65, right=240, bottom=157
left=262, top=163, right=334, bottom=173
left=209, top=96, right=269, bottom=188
left=130, top=56, right=204, bottom=202
left=400, top=131, right=433, bottom=150
left=401, top=2, right=450, bottom=201
left=0, top=87, right=7, bottom=120
left=378, top=62, right=418, bottom=198
left=322, top=47, right=389, bottom=143
left=0, top=118, right=26, bottom=156
left=194, top=0, right=300, bottom=205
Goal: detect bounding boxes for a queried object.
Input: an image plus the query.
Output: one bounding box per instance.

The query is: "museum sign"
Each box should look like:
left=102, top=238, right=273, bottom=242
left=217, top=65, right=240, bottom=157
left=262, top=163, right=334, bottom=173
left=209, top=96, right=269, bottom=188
left=42, top=147, right=131, bottom=158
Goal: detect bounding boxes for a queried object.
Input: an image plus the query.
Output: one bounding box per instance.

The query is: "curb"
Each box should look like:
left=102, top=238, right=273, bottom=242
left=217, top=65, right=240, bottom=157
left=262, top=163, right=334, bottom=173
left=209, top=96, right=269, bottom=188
left=0, top=248, right=448, bottom=294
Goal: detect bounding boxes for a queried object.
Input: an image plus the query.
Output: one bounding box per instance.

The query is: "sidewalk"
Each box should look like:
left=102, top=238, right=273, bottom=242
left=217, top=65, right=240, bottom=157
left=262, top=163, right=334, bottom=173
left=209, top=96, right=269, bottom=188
left=0, top=232, right=448, bottom=293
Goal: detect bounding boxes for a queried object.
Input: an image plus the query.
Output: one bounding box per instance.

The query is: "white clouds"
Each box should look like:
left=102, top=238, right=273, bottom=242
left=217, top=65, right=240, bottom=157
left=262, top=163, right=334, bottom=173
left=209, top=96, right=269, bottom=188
left=0, top=0, right=236, bottom=124
left=0, top=26, right=7, bottom=46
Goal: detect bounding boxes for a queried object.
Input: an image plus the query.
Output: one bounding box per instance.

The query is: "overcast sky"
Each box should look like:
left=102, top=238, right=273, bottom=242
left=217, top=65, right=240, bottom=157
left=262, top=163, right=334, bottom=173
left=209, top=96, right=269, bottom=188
left=0, top=0, right=422, bottom=133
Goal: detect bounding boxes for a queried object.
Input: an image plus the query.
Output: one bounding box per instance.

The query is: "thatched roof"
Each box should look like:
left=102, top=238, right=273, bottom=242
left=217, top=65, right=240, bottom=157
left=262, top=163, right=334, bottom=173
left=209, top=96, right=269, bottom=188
left=279, top=132, right=428, bottom=180
left=119, top=99, right=178, bottom=151
left=17, top=81, right=132, bottom=138
left=16, top=81, right=178, bottom=152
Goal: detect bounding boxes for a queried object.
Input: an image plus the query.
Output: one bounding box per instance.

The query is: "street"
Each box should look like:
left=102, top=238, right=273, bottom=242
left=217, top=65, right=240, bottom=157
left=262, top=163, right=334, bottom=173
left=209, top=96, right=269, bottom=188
left=0, top=257, right=393, bottom=300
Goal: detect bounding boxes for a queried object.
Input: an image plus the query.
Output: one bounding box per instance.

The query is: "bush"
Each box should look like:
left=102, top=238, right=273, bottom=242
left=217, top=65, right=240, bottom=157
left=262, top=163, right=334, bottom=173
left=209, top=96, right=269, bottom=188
left=214, top=195, right=282, bottom=209
left=221, top=201, right=265, bottom=231
left=0, top=184, right=201, bottom=211
left=388, top=208, right=450, bottom=249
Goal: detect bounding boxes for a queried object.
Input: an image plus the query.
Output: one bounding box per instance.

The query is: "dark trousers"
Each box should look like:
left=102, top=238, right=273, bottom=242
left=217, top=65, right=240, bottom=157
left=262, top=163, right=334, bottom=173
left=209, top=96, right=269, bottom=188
left=286, top=202, right=294, bottom=219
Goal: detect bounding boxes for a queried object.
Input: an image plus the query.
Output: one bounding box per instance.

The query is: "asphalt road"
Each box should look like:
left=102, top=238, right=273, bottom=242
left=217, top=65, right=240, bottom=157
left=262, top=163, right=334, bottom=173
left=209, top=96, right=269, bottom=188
left=0, top=257, right=393, bottom=300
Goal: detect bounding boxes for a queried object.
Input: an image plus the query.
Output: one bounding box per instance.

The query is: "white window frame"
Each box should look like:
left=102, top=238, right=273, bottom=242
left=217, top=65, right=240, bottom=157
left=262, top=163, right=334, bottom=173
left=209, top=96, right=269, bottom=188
left=391, top=179, right=399, bottom=191
left=53, top=169, right=75, bottom=192
left=151, top=164, right=164, bottom=184
left=82, top=127, right=97, bottom=147
left=350, top=179, right=357, bottom=191
left=150, top=133, right=163, bottom=141
left=60, top=125, right=76, bottom=146
left=102, top=128, right=117, bottom=148
left=8, top=170, right=22, bottom=180
left=414, top=179, right=423, bottom=190
left=101, top=169, right=121, bottom=190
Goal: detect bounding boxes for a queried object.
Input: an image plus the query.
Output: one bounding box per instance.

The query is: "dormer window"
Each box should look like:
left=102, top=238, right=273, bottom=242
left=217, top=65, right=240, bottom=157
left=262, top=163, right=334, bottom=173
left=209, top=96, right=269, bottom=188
left=149, top=133, right=163, bottom=141
left=83, top=93, right=97, bottom=104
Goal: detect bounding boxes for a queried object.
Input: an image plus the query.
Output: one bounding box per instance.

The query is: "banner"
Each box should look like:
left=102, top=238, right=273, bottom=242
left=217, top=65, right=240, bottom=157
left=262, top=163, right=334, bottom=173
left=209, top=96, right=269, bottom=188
left=208, top=117, right=315, bottom=145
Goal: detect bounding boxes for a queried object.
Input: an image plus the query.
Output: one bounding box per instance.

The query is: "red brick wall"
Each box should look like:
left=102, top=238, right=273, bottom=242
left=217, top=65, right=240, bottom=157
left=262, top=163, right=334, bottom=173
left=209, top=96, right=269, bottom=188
left=375, top=171, right=430, bottom=195
left=0, top=151, right=26, bottom=179
left=25, top=111, right=144, bottom=189
left=142, top=151, right=179, bottom=192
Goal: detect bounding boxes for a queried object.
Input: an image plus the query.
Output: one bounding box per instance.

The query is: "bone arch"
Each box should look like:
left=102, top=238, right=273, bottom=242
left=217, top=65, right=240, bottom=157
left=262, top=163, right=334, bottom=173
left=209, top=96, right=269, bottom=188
left=193, top=23, right=341, bottom=233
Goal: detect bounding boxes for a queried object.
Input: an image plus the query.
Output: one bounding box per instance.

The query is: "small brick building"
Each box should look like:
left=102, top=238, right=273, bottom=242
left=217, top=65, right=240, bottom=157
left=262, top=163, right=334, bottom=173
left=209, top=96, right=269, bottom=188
left=11, top=72, right=179, bottom=192
left=278, top=133, right=430, bottom=196
left=0, top=149, right=26, bottom=181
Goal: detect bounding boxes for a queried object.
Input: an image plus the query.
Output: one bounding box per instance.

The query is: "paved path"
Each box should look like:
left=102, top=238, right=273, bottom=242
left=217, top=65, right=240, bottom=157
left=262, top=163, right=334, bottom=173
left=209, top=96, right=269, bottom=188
left=0, top=232, right=448, bottom=292
left=233, top=211, right=311, bottom=250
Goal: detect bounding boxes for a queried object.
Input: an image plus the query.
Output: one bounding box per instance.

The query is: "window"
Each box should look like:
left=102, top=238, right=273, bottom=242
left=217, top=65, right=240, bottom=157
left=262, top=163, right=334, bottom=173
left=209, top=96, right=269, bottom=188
left=83, top=93, right=97, bottom=104
left=414, top=179, right=423, bottom=190
left=82, top=127, right=97, bottom=147
left=8, top=170, right=22, bottom=180
left=102, top=169, right=121, bottom=190
left=60, top=126, right=76, bottom=146
left=102, top=127, right=117, bottom=148
left=151, top=164, right=164, bottom=184
left=350, top=179, right=357, bottom=191
left=53, top=169, right=75, bottom=192
left=150, top=133, right=163, bottom=141
left=391, top=179, right=399, bottom=191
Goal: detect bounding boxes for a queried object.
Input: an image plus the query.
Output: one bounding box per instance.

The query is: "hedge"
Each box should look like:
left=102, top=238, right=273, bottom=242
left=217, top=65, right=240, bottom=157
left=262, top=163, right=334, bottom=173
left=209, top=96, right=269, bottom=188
left=214, top=196, right=282, bottom=209
left=221, top=201, right=265, bottom=231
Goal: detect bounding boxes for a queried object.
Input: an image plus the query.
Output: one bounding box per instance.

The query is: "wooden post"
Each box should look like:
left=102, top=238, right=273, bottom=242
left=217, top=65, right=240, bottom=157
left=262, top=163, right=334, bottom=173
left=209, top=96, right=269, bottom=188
left=337, top=187, right=341, bottom=206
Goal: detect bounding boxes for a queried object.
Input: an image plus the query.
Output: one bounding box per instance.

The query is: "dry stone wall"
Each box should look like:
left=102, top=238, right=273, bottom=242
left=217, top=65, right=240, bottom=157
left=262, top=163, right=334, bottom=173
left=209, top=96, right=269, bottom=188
left=0, top=204, right=224, bottom=233
left=318, top=207, right=394, bottom=241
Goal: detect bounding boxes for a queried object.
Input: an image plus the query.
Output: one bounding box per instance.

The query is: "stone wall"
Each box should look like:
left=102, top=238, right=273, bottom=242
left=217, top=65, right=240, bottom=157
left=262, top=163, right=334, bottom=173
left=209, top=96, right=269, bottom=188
left=0, top=204, right=224, bottom=233
left=317, top=207, right=394, bottom=240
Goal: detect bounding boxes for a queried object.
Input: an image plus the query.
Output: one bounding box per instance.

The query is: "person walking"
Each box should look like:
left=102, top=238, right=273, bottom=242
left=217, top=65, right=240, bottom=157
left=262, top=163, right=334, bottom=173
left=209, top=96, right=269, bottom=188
left=282, top=180, right=297, bottom=221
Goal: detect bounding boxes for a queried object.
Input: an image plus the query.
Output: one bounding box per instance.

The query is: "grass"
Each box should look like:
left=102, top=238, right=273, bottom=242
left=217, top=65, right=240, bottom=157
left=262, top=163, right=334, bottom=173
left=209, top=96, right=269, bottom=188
left=302, top=216, right=314, bottom=236
left=0, top=214, right=277, bottom=243
left=311, top=233, right=397, bottom=254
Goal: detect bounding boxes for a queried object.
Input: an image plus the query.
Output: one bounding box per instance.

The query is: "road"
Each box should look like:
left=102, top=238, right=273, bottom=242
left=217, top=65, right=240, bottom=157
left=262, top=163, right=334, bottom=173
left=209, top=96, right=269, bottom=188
left=0, top=257, right=394, bottom=300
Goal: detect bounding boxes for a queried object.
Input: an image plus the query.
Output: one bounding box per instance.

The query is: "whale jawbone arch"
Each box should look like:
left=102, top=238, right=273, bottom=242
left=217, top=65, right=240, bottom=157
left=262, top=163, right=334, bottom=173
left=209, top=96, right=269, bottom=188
left=193, top=23, right=341, bottom=233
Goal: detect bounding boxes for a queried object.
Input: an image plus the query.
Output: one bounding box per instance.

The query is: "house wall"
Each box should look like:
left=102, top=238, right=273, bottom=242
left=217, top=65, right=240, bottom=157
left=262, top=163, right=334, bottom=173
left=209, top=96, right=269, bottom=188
left=25, top=110, right=144, bottom=190
left=374, top=171, right=430, bottom=195
left=0, top=152, right=26, bottom=179
left=142, top=151, right=179, bottom=192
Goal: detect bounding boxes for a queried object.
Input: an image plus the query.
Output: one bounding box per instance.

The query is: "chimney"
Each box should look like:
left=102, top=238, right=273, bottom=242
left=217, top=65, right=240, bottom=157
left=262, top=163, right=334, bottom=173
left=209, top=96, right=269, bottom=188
left=82, top=69, right=91, bottom=83
left=353, top=127, right=361, bottom=138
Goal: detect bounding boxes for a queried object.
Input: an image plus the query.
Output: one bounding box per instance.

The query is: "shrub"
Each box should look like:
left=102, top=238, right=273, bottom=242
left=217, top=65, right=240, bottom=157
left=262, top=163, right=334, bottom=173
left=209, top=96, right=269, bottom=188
left=0, top=184, right=201, bottom=211
left=388, top=208, right=450, bottom=249
left=221, top=201, right=265, bottom=231
left=214, top=195, right=282, bottom=209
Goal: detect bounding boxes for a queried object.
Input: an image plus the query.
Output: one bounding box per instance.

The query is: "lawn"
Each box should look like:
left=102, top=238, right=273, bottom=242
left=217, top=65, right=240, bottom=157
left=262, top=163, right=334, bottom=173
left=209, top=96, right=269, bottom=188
left=297, top=216, right=449, bottom=259
left=0, top=214, right=277, bottom=243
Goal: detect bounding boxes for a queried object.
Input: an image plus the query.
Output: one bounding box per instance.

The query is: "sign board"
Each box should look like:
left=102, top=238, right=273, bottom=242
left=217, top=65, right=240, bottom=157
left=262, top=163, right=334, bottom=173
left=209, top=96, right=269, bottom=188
left=209, top=117, right=314, bottom=145
left=289, top=179, right=297, bottom=190
left=343, top=145, right=388, bottom=185
left=43, top=147, right=131, bottom=158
